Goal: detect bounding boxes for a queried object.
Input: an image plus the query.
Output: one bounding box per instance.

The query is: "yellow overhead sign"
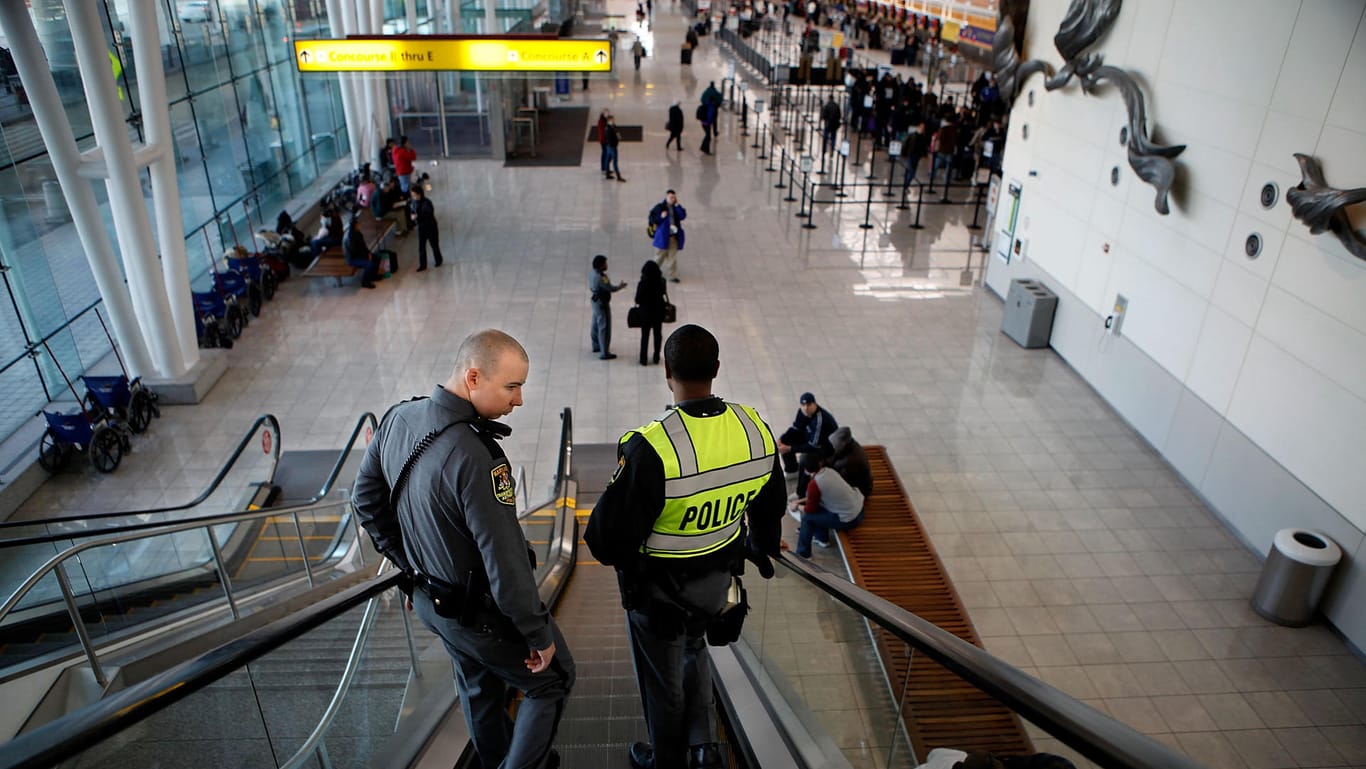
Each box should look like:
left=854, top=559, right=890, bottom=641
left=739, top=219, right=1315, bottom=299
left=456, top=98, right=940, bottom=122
left=293, top=37, right=613, bottom=73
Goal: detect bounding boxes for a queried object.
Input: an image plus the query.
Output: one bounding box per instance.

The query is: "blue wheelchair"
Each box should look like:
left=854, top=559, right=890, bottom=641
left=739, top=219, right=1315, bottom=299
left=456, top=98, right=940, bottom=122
left=38, top=409, right=129, bottom=473
left=193, top=289, right=241, bottom=349
left=227, top=248, right=276, bottom=304
left=214, top=267, right=260, bottom=319
left=83, top=374, right=160, bottom=434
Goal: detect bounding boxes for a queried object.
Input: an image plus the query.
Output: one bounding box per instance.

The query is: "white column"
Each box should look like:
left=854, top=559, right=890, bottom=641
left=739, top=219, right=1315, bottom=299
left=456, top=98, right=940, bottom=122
left=0, top=2, right=155, bottom=377
left=325, top=0, right=364, bottom=167
left=484, top=0, right=499, bottom=34
left=130, top=0, right=199, bottom=370
left=370, top=0, right=390, bottom=165
left=65, top=0, right=185, bottom=377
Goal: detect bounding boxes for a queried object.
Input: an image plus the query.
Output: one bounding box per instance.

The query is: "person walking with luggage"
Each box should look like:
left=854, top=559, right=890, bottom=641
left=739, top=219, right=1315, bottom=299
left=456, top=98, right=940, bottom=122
left=590, top=254, right=628, bottom=360
left=584, top=323, right=785, bottom=769
left=409, top=185, right=444, bottom=271
left=353, top=330, right=575, bottom=769
left=649, top=190, right=686, bottom=282
left=665, top=102, right=684, bottom=150
left=632, top=37, right=646, bottom=70
left=634, top=259, right=668, bottom=365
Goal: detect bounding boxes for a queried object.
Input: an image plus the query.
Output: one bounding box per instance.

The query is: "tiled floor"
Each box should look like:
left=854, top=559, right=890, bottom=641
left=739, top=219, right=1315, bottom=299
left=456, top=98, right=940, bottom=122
left=9, top=3, right=1366, bottom=768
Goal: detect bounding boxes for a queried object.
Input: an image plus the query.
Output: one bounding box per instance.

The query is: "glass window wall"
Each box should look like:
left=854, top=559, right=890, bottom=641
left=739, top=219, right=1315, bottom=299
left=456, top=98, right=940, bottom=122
left=0, top=0, right=349, bottom=445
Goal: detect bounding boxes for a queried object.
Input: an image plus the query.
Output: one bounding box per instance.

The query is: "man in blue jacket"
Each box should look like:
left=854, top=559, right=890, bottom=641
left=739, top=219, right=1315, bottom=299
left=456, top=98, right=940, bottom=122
left=650, top=190, right=687, bottom=282
left=777, top=392, right=838, bottom=484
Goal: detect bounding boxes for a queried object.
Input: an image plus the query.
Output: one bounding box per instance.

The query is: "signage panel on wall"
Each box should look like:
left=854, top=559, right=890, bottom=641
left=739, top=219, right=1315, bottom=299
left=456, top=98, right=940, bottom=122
left=294, top=37, right=614, bottom=73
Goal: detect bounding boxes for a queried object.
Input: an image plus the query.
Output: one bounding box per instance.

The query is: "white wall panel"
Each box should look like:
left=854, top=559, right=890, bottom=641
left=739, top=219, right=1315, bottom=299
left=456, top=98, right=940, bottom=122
left=1118, top=208, right=1223, bottom=297
left=1210, top=255, right=1269, bottom=329
left=1270, top=0, right=1362, bottom=125
left=1324, top=6, right=1366, bottom=132
left=1257, top=287, right=1366, bottom=402
left=1273, top=232, right=1366, bottom=337
left=1255, top=109, right=1324, bottom=178
left=1223, top=211, right=1284, bottom=289
left=1159, top=0, right=1296, bottom=108
left=1076, top=231, right=1119, bottom=314
left=1119, top=0, right=1175, bottom=76
left=1147, top=80, right=1262, bottom=163
left=1103, top=249, right=1205, bottom=381
left=1238, top=164, right=1297, bottom=239
left=1227, top=337, right=1366, bottom=530
left=1184, top=306, right=1252, bottom=413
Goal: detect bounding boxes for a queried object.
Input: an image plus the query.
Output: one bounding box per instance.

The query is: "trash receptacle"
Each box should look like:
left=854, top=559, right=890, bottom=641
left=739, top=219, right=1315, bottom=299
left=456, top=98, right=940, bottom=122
left=1250, top=529, right=1342, bottom=627
left=1001, top=278, right=1058, bottom=349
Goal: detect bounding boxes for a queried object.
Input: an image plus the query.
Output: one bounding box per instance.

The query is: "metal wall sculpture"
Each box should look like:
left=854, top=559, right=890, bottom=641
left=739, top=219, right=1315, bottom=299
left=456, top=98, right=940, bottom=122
left=993, top=0, right=1186, bottom=215
left=1287, top=154, right=1366, bottom=262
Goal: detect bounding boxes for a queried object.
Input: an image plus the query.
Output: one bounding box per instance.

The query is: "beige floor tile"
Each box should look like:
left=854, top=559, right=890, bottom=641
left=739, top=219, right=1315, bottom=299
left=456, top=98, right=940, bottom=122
left=1103, top=696, right=1169, bottom=734
left=1175, top=731, right=1246, bottom=769
left=1269, top=726, right=1349, bottom=767
left=1151, top=694, right=1219, bottom=733
left=1199, top=693, right=1268, bottom=730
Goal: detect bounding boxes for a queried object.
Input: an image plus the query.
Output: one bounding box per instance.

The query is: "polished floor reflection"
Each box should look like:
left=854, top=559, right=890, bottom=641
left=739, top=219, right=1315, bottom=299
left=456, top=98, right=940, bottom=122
left=11, top=3, right=1366, bottom=768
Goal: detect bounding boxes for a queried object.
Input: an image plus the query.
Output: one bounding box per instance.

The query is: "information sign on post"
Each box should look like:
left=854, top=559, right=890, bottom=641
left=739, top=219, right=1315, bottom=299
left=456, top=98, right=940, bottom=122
left=888, top=140, right=902, bottom=157
left=800, top=155, right=814, bottom=173
left=755, top=98, right=765, bottom=114
left=839, top=140, right=850, bottom=157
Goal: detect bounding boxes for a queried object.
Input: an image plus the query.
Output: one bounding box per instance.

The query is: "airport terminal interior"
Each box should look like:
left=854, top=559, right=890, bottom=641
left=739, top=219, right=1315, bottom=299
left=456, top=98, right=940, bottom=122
left=0, top=1, right=1364, bottom=768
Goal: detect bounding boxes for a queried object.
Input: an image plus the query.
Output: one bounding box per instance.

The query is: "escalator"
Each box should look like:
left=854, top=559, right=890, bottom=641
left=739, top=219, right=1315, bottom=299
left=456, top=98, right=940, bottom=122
left=0, top=408, right=1207, bottom=769
left=0, top=413, right=382, bottom=702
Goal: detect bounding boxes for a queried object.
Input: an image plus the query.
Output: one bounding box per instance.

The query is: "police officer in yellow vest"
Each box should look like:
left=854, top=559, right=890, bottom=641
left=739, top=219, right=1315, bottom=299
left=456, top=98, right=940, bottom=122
left=585, top=324, right=786, bottom=769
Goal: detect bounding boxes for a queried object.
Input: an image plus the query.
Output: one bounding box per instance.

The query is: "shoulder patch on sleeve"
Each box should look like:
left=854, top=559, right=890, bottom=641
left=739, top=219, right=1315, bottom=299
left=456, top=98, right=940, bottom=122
left=609, top=455, right=625, bottom=484
left=490, top=463, right=516, bottom=506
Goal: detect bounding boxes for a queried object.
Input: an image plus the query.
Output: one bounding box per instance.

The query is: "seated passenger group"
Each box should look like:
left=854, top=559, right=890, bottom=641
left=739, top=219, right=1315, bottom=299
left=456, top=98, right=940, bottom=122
left=777, top=393, right=872, bottom=557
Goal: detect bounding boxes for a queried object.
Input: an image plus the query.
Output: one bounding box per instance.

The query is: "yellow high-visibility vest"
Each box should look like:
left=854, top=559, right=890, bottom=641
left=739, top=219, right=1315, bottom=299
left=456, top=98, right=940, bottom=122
left=628, top=402, right=776, bottom=558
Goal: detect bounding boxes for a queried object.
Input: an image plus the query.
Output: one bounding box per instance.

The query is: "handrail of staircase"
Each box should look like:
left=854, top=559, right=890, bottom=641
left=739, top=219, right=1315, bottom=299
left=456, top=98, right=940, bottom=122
left=0, top=414, right=284, bottom=537
left=0, top=497, right=356, bottom=686
left=775, top=552, right=1207, bottom=769
left=311, top=412, right=380, bottom=502
left=0, top=407, right=579, bottom=769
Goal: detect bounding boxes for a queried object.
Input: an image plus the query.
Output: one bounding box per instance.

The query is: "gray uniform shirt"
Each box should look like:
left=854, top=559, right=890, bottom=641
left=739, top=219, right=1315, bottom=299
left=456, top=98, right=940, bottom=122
left=353, top=386, right=552, bottom=650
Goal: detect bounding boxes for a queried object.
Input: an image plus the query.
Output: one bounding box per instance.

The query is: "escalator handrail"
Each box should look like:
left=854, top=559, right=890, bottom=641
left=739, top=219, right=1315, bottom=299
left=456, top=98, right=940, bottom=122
left=0, top=497, right=352, bottom=627
left=0, top=407, right=578, bottom=769
left=279, top=559, right=395, bottom=769
left=0, top=570, right=405, bottom=769
left=0, top=412, right=379, bottom=551
left=775, top=552, right=1206, bottom=769
left=0, top=414, right=284, bottom=536
left=311, top=412, right=380, bottom=502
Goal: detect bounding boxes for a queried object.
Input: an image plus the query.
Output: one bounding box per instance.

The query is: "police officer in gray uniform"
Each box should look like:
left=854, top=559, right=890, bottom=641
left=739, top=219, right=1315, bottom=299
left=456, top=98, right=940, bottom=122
left=354, top=329, right=574, bottom=769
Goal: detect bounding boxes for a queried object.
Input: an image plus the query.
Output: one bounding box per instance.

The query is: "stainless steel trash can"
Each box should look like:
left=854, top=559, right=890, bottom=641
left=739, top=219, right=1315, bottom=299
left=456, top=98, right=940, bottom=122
left=1250, top=529, right=1342, bottom=627
left=1001, top=279, right=1058, bottom=349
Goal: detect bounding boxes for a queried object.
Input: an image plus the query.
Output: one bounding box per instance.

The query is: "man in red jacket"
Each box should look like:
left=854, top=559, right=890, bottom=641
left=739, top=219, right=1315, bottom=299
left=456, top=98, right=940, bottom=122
left=392, top=135, right=417, bottom=193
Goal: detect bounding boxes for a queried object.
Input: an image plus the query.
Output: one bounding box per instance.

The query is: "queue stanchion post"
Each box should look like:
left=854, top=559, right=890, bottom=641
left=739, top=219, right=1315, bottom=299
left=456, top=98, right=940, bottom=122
left=817, top=132, right=829, bottom=176
left=884, top=139, right=901, bottom=197
left=909, top=183, right=925, bottom=229
left=968, top=181, right=984, bottom=229
left=896, top=167, right=911, bottom=211
left=801, top=167, right=818, bottom=229
left=740, top=93, right=749, bottom=136
left=834, top=138, right=849, bottom=197
left=784, top=155, right=800, bottom=201
left=859, top=178, right=875, bottom=229
left=865, top=139, right=878, bottom=180
left=796, top=161, right=810, bottom=218
left=940, top=174, right=952, bottom=204
left=775, top=145, right=787, bottom=187
left=764, top=124, right=776, bottom=169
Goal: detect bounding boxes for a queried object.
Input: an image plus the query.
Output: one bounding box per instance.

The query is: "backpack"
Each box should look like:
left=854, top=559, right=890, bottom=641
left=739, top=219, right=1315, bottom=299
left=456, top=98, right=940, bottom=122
left=696, top=104, right=708, bottom=121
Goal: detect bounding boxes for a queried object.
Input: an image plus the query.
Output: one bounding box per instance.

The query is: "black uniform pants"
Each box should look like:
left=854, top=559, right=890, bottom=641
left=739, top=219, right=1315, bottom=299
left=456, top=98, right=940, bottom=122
left=626, top=570, right=730, bottom=769
left=414, top=590, right=575, bottom=769
left=418, top=225, right=444, bottom=268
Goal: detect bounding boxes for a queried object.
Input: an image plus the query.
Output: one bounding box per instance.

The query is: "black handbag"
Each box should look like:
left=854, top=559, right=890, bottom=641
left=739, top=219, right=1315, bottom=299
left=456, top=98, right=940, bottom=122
left=662, top=295, right=677, bottom=324
left=627, top=306, right=643, bottom=328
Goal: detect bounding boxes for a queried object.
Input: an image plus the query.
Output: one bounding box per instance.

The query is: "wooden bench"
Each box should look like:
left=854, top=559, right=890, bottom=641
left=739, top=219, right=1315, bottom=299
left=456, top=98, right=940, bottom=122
left=838, top=446, right=1035, bottom=759
left=300, top=211, right=396, bottom=287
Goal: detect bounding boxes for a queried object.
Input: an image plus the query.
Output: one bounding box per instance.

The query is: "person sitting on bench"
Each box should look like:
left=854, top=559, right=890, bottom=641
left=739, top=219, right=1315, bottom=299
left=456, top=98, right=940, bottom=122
left=311, top=206, right=344, bottom=257
left=343, top=214, right=380, bottom=289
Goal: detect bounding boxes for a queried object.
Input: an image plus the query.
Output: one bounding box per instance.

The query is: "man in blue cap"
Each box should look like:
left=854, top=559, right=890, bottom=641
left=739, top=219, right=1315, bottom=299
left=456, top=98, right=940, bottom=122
left=777, top=392, right=838, bottom=491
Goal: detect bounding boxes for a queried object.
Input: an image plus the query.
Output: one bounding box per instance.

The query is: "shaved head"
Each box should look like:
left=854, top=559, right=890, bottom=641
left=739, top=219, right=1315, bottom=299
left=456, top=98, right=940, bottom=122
left=452, top=329, right=528, bottom=379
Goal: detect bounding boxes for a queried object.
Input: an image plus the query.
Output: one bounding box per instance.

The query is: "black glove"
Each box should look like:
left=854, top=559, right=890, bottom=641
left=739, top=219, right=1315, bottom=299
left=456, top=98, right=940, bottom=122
left=745, top=541, right=775, bottom=579
left=396, top=570, right=415, bottom=598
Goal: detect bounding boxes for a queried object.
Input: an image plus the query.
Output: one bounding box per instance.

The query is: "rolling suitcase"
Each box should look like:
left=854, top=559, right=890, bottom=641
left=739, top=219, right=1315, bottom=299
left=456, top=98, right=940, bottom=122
left=681, top=46, right=693, bottom=64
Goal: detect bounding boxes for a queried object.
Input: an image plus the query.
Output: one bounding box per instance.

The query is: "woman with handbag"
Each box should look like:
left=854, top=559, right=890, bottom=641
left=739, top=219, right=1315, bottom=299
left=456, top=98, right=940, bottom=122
left=633, top=260, right=669, bottom=366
